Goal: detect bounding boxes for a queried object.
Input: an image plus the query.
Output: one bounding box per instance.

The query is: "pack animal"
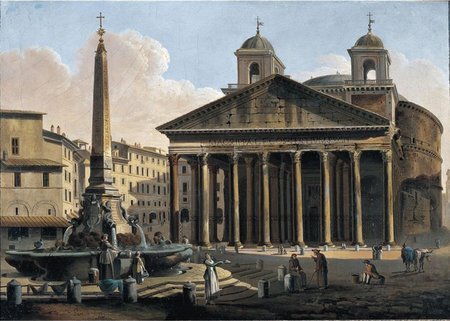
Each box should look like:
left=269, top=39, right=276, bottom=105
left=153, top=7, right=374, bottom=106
left=414, top=249, right=432, bottom=273
left=401, top=246, right=432, bottom=272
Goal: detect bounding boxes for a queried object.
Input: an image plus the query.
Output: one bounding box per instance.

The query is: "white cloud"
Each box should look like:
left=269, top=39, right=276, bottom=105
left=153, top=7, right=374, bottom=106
left=0, top=30, right=223, bottom=150
left=292, top=52, right=450, bottom=183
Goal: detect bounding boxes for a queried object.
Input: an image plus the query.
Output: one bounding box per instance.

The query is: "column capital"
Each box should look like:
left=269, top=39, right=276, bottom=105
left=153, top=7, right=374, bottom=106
left=321, top=150, right=329, bottom=162
left=168, top=154, right=180, bottom=166
left=382, top=149, right=393, bottom=162
left=208, top=164, right=218, bottom=174
left=229, top=152, right=240, bottom=165
left=259, top=152, right=270, bottom=165
left=351, top=149, right=362, bottom=162
left=244, top=156, right=254, bottom=167
left=292, top=150, right=303, bottom=163
left=187, top=159, right=198, bottom=169
left=199, top=153, right=210, bottom=166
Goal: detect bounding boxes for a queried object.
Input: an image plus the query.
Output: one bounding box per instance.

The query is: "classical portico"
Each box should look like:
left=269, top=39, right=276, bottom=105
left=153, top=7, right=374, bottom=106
left=158, top=75, right=396, bottom=246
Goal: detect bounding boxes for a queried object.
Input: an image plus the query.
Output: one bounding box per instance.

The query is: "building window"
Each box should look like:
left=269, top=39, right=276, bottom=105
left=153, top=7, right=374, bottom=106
left=113, top=164, right=116, bottom=172
left=136, top=166, right=139, bottom=175
left=157, top=159, right=160, bottom=165
left=129, top=182, right=132, bottom=192
left=158, top=186, right=161, bottom=195
left=146, top=168, right=149, bottom=177
left=14, top=172, right=21, bottom=187
left=136, top=154, right=139, bottom=160
left=147, top=201, right=151, bottom=206
left=147, top=184, right=150, bottom=194
left=41, top=227, right=57, bottom=240
left=122, top=178, right=125, bottom=185
left=11, top=137, right=20, bottom=155
left=48, top=209, right=52, bottom=215
left=68, top=172, right=71, bottom=183
left=65, top=189, right=68, bottom=201
left=163, top=173, right=166, bottom=182
left=64, top=170, right=67, bottom=181
left=182, top=166, right=187, bottom=174
left=74, top=164, right=77, bottom=173
left=183, top=197, right=188, bottom=203
left=137, top=182, right=140, bottom=193
left=131, top=200, right=134, bottom=206
left=122, top=165, right=125, bottom=173
left=152, top=170, right=155, bottom=178
left=153, top=185, right=156, bottom=194
left=182, top=182, right=188, bottom=193
left=69, top=191, right=71, bottom=202
left=113, top=177, right=116, bottom=184
left=129, top=165, right=132, bottom=174
left=249, top=62, right=261, bottom=84
left=157, top=172, right=160, bottom=182
left=15, top=207, right=19, bottom=215
left=74, top=179, right=77, bottom=197
left=8, top=227, right=29, bottom=240
left=43, top=172, right=49, bottom=187
left=163, top=187, right=166, bottom=195
left=141, top=168, right=144, bottom=176
left=64, top=148, right=67, bottom=158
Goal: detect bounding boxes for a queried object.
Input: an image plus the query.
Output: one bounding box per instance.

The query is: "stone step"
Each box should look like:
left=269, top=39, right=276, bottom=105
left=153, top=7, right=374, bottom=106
left=227, top=266, right=251, bottom=274
left=139, top=284, right=178, bottom=298
left=244, top=270, right=276, bottom=280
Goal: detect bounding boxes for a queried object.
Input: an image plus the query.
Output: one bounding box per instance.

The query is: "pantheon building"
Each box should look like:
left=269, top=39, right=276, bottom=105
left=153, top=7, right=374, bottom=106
left=158, top=21, right=443, bottom=247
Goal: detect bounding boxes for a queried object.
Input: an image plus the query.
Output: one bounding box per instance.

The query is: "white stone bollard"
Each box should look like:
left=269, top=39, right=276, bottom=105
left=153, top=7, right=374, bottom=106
left=277, top=265, right=286, bottom=281
left=256, top=259, right=264, bottom=270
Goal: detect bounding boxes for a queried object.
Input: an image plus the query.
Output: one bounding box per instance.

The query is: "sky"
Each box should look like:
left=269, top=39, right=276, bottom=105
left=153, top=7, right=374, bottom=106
left=1, top=1, right=449, bottom=178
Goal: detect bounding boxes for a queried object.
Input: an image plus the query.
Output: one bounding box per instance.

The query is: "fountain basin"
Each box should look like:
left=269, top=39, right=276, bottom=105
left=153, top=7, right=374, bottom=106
left=5, top=244, right=192, bottom=281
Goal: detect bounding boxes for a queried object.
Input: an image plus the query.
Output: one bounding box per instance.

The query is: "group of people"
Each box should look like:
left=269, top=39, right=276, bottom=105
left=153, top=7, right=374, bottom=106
left=288, top=249, right=328, bottom=290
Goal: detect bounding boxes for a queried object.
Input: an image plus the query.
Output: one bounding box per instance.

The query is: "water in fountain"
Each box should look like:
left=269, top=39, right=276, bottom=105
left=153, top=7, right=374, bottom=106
left=63, top=225, right=74, bottom=245
left=134, top=223, right=148, bottom=249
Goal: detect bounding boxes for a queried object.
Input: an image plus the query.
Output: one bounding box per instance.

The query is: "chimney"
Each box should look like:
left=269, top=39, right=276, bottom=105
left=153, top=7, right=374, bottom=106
left=57, top=125, right=61, bottom=135
left=50, top=125, right=54, bottom=132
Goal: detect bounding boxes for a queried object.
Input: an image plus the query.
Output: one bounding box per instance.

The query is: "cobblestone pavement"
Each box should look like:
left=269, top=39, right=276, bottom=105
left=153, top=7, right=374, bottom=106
left=1, top=242, right=449, bottom=319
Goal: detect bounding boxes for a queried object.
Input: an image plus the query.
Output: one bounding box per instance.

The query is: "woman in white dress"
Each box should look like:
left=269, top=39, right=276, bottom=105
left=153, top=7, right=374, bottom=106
left=203, top=253, right=226, bottom=304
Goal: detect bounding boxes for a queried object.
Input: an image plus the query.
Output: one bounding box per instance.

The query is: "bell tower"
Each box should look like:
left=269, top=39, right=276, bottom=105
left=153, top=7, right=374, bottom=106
left=347, top=13, right=391, bottom=83
left=234, top=18, right=285, bottom=87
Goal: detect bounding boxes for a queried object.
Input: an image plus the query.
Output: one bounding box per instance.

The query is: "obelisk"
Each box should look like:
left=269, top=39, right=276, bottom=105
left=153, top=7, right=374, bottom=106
left=82, top=13, right=129, bottom=235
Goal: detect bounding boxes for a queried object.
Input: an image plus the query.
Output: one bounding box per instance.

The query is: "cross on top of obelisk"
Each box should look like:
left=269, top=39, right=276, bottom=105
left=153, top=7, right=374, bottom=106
left=96, top=12, right=106, bottom=37
left=367, top=12, right=375, bottom=33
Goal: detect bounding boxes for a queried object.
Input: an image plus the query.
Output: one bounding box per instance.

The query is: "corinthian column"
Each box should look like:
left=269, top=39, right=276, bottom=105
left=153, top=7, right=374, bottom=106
left=292, top=151, right=305, bottom=246
left=245, top=157, right=254, bottom=243
left=230, top=153, right=242, bottom=247
left=352, top=150, right=364, bottom=245
left=169, top=154, right=180, bottom=243
left=321, top=151, right=333, bottom=246
left=260, top=152, right=272, bottom=247
left=188, top=160, right=198, bottom=244
left=383, top=150, right=395, bottom=245
left=199, top=153, right=211, bottom=247
left=279, top=159, right=286, bottom=243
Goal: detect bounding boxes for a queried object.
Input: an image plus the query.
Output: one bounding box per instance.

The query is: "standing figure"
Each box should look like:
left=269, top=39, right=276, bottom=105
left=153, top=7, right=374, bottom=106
left=203, top=253, right=225, bottom=305
left=312, top=249, right=328, bottom=289
left=362, top=260, right=385, bottom=284
left=132, top=251, right=146, bottom=284
left=99, top=234, right=118, bottom=280
left=288, top=254, right=307, bottom=290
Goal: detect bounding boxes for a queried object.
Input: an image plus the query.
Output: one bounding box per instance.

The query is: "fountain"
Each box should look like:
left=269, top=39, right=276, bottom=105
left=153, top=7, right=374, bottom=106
left=4, top=15, right=192, bottom=281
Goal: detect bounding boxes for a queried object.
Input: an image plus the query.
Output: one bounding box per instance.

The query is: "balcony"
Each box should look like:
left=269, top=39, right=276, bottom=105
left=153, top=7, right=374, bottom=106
left=345, top=79, right=393, bottom=86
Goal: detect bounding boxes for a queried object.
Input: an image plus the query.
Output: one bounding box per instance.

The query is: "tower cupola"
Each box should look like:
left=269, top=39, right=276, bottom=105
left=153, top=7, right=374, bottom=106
left=234, top=17, right=285, bottom=86
left=347, top=13, right=391, bottom=84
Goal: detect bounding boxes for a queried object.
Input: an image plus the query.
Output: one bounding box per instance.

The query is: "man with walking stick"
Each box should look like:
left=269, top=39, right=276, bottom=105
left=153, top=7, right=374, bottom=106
left=312, top=249, right=328, bottom=289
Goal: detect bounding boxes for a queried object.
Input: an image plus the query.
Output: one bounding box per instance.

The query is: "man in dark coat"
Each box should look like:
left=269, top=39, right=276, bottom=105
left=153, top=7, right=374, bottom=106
left=312, top=249, right=328, bottom=289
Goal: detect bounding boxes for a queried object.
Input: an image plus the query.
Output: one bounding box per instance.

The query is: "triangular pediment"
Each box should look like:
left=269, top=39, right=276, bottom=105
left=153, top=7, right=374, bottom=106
left=157, top=74, right=389, bottom=133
